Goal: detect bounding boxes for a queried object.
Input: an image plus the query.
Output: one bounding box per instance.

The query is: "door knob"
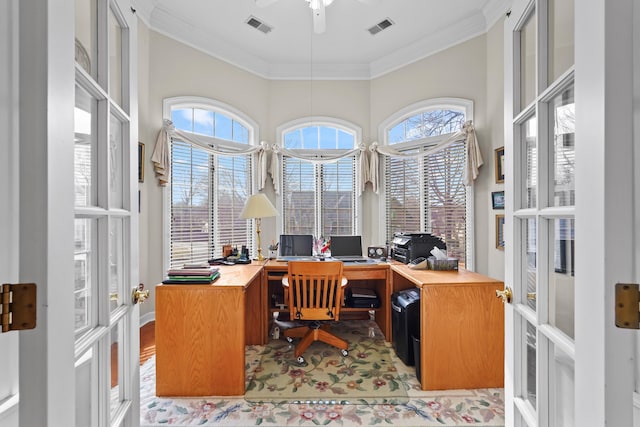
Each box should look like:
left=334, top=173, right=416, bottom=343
left=496, top=287, right=512, bottom=304
left=132, top=284, right=149, bottom=304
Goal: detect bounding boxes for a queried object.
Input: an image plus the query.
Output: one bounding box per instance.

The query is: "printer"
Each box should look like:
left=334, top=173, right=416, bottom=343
left=391, top=232, right=446, bottom=264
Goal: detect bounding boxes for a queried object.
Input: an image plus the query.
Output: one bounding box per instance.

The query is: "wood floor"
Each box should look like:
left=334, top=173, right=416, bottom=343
left=140, top=321, right=156, bottom=365
left=110, top=321, right=156, bottom=388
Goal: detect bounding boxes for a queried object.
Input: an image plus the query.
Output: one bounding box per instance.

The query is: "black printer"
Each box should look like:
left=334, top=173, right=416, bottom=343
left=391, top=232, right=446, bottom=264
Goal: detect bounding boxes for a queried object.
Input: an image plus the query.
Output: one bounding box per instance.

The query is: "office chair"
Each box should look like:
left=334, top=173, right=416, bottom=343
left=282, top=260, right=349, bottom=364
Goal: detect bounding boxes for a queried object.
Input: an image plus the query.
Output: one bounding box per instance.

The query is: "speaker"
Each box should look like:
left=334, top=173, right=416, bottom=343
left=367, top=246, right=387, bottom=258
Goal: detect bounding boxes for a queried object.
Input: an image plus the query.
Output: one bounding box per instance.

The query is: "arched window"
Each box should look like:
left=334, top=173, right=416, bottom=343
left=278, top=118, right=361, bottom=238
left=380, top=98, right=474, bottom=268
left=164, top=97, right=258, bottom=267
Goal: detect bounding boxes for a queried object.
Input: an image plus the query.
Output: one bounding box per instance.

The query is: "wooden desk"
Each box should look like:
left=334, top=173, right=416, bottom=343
left=154, top=260, right=503, bottom=396
left=263, top=260, right=391, bottom=342
left=391, top=265, right=504, bottom=391
left=155, top=263, right=263, bottom=396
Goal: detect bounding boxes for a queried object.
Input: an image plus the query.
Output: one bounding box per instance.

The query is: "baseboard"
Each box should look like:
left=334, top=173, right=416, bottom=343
left=140, top=311, right=155, bottom=327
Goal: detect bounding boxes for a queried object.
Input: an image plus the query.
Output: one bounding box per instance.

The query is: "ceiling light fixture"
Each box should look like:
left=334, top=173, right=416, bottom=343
left=307, top=0, right=334, bottom=10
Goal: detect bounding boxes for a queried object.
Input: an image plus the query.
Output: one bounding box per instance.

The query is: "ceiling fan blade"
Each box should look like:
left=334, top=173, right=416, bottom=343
left=255, top=0, right=279, bottom=7
left=312, top=1, right=326, bottom=34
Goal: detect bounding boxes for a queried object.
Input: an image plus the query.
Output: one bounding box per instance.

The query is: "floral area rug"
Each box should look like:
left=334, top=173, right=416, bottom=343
left=245, top=320, right=408, bottom=404
left=140, top=320, right=505, bottom=426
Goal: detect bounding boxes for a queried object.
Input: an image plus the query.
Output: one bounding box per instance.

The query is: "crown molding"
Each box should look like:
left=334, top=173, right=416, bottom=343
left=134, top=0, right=511, bottom=80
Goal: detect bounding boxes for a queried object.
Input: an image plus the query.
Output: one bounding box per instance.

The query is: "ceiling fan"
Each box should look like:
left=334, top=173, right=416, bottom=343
left=254, top=0, right=336, bottom=34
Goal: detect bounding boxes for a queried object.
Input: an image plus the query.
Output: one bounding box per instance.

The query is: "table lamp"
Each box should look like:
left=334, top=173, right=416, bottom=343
left=239, top=193, right=279, bottom=261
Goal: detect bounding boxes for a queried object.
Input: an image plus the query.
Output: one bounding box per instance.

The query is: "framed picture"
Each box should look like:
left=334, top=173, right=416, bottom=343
left=138, top=142, right=145, bottom=183
left=492, top=191, right=505, bottom=209
left=495, top=146, right=504, bottom=183
left=496, top=214, right=505, bottom=250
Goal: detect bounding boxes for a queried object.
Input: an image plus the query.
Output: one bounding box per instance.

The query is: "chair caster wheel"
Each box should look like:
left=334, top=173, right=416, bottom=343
left=297, top=356, right=305, bottom=364
left=341, top=349, right=348, bottom=357
left=286, top=337, right=293, bottom=343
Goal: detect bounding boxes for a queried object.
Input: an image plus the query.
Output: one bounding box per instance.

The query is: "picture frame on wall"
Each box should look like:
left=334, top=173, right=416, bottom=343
left=492, top=191, right=505, bottom=209
left=495, top=146, right=504, bottom=183
left=496, top=214, right=505, bottom=250
left=138, top=142, right=145, bottom=183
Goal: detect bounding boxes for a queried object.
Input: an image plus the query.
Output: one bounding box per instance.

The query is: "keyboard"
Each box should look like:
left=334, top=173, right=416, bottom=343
left=332, top=256, right=372, bottom=263
left=275, top=256, right=315, bottom=262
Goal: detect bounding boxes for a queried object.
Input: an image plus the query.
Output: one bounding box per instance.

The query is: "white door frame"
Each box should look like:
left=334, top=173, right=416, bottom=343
left=574, top=0, right=635, bottom=425
left=17, top=0, right=77, bottom=425
left=0, top=1, right=20, bottom=425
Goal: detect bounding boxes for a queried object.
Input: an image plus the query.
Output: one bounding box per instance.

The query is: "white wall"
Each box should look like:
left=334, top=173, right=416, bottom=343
left=137, top=21, right=506, bottom=316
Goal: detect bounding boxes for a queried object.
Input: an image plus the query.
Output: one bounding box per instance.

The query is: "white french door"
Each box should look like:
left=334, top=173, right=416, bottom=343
left=506, top=0, right=639, bottom=426
left=1, top=0, right=139, bottom=426
left=74, top=0, right=140, bottom=426
left=504, top=0, right=577, bottom=425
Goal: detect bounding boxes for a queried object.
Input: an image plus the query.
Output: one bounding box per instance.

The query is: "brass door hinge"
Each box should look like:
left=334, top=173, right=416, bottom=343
left=615, top=283, right=640, bottom=329
left=1, top=283, right=37, bottom=333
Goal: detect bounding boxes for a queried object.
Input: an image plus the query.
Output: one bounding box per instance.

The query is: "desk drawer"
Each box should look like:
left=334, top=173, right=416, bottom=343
left=345, top=269, right=386, bottom=280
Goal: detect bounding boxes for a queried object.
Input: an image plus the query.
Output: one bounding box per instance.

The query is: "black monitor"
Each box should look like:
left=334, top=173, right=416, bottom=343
left=329, top=235, right=363, bottom=257
left=279, top=234, right=313, bottom=256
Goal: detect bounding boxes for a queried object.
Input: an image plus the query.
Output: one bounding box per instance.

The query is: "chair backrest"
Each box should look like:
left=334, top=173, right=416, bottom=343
left=287, top=261, right=345, bottom=322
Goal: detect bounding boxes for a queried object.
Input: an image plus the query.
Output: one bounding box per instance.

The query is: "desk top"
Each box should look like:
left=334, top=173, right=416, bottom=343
left=391, top=264, right=502, bottom=288
left=158, top=263, right=264, bottom=289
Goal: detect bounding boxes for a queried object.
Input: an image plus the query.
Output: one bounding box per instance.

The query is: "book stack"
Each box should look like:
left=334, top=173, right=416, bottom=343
left=162, top=263, right=220, bottom=284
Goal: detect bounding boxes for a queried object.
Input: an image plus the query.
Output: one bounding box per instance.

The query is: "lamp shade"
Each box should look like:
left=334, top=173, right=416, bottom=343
left=239, top=194, right=278, bottom=219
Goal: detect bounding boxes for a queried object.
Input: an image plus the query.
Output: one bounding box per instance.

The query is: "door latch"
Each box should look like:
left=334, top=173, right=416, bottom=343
left=1, top=283, right=37, bottom=333
left=615, top=283, right=640, bottom=329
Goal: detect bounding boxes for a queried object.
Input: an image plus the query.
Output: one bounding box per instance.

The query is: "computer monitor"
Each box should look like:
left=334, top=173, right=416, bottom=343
left=330, top=235, right=363, bottom=257
left=279, top=234, right=313, bottom=257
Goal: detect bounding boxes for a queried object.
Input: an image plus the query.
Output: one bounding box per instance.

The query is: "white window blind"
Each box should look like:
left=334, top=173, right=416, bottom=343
left=170, top=140, right=212, bottom=268
left=423, top=140, right=467, bottom=263
left=282, top=157, right=316, bottom=234
left=384, top=105, right=470, bottom=266
left=281, top=123, right=358, bottom=237
left=170, top=141, right=253, bottom=268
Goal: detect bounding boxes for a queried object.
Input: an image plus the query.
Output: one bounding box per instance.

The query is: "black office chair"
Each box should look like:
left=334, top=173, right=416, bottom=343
left=281, top=261, right=349, bottom=364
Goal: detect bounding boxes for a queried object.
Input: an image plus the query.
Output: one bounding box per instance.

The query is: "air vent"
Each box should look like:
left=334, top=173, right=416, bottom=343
left=246, top=15, right=273, bottom=34
left=367, top=18, right=394, bottom=35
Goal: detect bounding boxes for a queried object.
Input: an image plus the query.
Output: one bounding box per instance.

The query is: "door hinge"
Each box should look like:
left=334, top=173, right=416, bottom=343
left=1, top=283, right=37, bottom=333
left=615, top=283, right=640, bottom=329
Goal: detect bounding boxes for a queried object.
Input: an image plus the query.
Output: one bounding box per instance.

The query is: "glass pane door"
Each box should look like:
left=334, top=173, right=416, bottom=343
left=506, top=0, right=575, bottom=425
left=74, top=0, right=138, bottom=425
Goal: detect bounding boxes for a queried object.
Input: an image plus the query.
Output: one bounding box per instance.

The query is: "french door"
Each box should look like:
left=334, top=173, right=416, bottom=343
left=74, top=0, right=140, bottom=426
left=504, top=0, right=577, bottom=425
left=505, top=0, right=638, bottom=426
left=0, top=0, right=140, bottom=426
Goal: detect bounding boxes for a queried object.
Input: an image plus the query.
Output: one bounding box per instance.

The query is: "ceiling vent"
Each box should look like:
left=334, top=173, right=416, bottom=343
left=246, top=16, right=273, bottom=34
left=367, top=18, right=394, bottom=35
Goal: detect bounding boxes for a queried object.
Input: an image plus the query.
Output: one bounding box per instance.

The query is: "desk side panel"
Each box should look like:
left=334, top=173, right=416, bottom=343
left=421, top=282, right=504, bottom=390
left=156, top=286, right=245, bottom=396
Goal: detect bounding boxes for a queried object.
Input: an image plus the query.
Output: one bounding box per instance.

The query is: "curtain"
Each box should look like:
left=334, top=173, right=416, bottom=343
left=367, top=120, right=483, bottom=193
left=152, top=119, right=482, bottom=192
left=152, top=120, right=369, bottom=195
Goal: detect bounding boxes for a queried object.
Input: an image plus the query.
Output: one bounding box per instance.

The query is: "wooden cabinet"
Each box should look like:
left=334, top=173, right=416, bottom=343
left=391, top=266, right=504, bottom=391
left=155, top=264, right=263, bottom=396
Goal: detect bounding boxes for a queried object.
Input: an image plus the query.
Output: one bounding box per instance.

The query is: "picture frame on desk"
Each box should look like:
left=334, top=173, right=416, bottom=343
left=496, top=214, right=505, bottom=250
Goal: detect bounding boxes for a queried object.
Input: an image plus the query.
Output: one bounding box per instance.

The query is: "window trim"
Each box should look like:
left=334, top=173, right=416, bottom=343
left=161, top=96, right=259, bottom=273
left=276, top=116, right=362, bottom=238
left=377, top=98, right=475, bottom=270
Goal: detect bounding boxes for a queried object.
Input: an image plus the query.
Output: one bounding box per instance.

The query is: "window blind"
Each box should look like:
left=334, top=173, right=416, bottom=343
left=385, top=141, right=467, bottom=265
left=169, top=140, right=252, bottom=268
left=282, top=157, right=317, bottom=235
left=170, top=140, right=211, bottom=268
left=320, top=158, right=356, bottom=236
